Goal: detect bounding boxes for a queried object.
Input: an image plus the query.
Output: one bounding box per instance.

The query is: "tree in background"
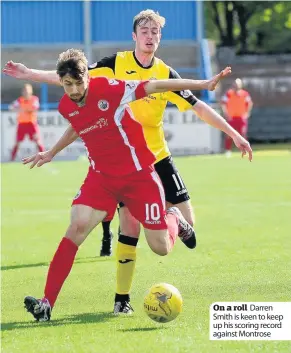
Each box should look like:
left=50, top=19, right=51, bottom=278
left=205, top=1, right=291, bottom=54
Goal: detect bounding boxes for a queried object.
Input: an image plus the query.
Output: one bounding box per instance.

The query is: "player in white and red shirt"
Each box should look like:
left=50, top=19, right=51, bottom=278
left=21, top=49, right=251, bottom=322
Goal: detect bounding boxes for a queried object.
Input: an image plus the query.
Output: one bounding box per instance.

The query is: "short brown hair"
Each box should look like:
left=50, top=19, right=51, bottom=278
left=56, top=48, right=88, bottom=80
left=133, top=9, right=166, bottom=33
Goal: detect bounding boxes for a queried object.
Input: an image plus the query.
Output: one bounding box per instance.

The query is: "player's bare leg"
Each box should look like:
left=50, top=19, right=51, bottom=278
left=144, top=207, right=196, bottom=254
left=24, top=206, right=106, bottom=322
left=33, top=135, right=44, bottom=153
left=11, top=142, right=20, bottom=161
left=119, top=206, right=141, bottom=237
left=113, top=206, right=140, bottom=315
left=225, top=134, right=233, bottom=157
left=144, top=229, right=172, bottom=255
left=166, top=200, right=195, bottom=226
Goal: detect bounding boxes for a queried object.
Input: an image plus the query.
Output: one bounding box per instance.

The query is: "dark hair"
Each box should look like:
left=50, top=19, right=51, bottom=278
left=56, top=49, right=88, bottom=80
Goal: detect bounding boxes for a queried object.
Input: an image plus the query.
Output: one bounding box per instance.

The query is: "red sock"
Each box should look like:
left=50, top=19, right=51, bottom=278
left=44, top=237, right=78, bottom=308
left=37, top=143, right=44, bottom=152
left=11, top=145, right=18, bottom=161
left=166, top=213, right=179, bottom=250
left=225, top=135, right=232, bottom=151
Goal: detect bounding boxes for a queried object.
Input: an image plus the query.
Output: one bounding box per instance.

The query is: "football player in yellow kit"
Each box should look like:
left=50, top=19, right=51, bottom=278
left=3, top=10, right=251, bottom=315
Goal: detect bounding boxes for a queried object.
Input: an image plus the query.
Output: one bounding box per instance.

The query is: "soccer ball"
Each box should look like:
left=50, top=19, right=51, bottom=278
left=144, top=283, right=183, bottom=323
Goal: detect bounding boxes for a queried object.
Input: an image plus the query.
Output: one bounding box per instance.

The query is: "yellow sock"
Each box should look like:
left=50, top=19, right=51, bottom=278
left=116, top=236, right=137, bottom=295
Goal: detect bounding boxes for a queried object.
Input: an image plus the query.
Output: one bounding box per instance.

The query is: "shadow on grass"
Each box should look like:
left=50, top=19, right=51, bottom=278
left=119, top=327, right=167, bottom=332
left=1, top=311, right=114, bottom=331
left=1, top=256, right=112, bottom=271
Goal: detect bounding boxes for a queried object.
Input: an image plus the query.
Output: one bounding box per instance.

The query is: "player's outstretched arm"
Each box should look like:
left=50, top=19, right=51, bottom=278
left=8, top=103, right=19, bottom=112
left=144, top=66, right=231, bottom=94
left=23, top=125, right=78, bottom=168
left=2, top=61, right=60, bottom=85
left=193, top=100, right=253, bottom=161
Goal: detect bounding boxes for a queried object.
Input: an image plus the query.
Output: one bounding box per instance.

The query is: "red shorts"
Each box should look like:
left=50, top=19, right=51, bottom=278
left=229, top=117, right=248, bottom=137
left=72, top=166, right=167, bottom=230
left=16, top=122, right=40, bottom=142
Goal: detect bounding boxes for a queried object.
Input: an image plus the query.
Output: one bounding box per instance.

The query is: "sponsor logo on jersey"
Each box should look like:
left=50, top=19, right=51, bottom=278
left=180, top=90, right=191, bottom=98
left=143, top=95, right=157, bottom=103
left=68, top=110, right=79, bottom=117
left=145, top=220, right=162, bottom=225
left=79, top=118, right=108, bottom=135
left=176, top=189, right=187, bottom=196
left=98, top=100, right=109, bottom=111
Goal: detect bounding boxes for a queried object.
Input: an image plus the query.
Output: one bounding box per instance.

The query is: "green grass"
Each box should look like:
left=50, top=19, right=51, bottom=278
left=2, top=150, right=291, bottom=353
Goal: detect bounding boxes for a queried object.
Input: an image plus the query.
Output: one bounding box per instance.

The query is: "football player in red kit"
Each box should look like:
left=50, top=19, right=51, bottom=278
left=22, top=49, right=251, bottom=321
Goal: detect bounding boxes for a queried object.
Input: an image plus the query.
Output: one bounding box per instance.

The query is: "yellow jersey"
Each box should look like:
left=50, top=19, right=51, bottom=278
left=88, top=51, right=197, bottom=162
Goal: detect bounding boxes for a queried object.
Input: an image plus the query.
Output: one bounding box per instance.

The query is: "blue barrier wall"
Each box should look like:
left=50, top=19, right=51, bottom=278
left=91, top=1, right=197, bottom=41
left=1, top=1, right=83, bottom=45
left=1, top=1, right=198, bottom=45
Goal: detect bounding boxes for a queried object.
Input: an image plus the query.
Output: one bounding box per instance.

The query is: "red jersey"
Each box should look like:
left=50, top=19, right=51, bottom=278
left=58, top=77, right=155, bottom=176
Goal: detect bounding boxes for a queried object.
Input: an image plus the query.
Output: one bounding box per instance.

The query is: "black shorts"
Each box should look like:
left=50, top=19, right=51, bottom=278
left=119, top=156, right=190, bottom=208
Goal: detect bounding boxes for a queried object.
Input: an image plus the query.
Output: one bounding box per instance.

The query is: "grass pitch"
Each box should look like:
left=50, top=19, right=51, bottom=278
left=2, top=148, right=291, bottom=353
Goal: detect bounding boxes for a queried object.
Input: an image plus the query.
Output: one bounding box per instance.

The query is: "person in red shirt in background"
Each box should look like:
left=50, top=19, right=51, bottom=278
left=221, top=78, right=253, bottom=157
left=9, top=83, right=44, bottom=161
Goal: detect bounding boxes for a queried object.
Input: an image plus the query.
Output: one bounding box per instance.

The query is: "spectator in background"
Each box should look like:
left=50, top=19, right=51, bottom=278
left=221, top=78, right=253, bottom=157
left=9, top=83, right=44, bottom=161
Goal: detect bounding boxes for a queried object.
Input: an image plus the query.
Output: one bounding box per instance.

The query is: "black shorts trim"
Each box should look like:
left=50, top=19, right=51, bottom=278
left=154, top=156, right=190, bottom=205
left=118, top=234, right=138, bottom=246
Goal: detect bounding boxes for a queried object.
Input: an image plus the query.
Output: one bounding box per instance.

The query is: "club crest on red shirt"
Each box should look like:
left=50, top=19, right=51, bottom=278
left=98, top=100, right=109, bottom=111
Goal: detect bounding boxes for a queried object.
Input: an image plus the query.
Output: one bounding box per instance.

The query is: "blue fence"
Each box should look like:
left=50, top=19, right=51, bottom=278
left=91, top=1, right=198, bottom=42
left=1, top=1, right=83, bottom=45
left=1, top=0, right=199, bottom=45
left=1, top=1, right=213, bottom=107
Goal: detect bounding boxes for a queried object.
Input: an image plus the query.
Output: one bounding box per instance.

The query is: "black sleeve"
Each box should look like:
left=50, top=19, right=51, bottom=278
left=169, top=67, right=182, bottom=80
left=88, top=54, right=117, bottom=73
left=168, top=67, right=198, bottom=106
